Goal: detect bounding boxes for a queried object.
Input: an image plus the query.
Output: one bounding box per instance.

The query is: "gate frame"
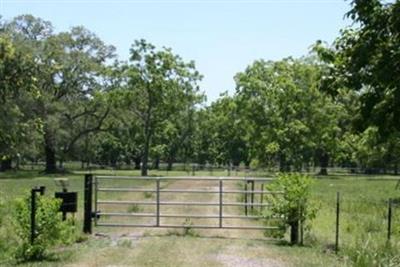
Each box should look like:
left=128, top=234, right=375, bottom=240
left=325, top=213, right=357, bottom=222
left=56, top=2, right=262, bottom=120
left=84, top=175, right=283, bottom=233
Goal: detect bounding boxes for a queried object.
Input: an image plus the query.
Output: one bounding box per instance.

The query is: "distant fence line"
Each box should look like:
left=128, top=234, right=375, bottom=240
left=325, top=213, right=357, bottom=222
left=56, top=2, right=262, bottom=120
left=17, top=161, right=400, bottom=175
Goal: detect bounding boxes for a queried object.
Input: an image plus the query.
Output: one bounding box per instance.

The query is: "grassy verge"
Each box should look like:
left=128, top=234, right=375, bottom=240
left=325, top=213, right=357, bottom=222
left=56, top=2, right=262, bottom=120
left=1, top=169, right=399, bottom=266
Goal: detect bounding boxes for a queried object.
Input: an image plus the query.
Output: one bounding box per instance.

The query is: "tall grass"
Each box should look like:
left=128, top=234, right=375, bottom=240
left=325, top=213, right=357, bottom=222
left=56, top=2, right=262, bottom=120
left=310, top=176, right=400, bottom=266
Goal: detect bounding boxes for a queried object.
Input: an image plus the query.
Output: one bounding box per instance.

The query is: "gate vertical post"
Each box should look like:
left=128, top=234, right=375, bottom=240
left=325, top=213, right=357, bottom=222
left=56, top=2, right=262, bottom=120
left=94, top=176, right=98, bottom=226
left=156, top=178, right=160, bottom=227
left=260, top=183, right=264, bottom=213
left=244, top=182, right=248, bottom=216
left=84, top=174, right=93, bottom=234
left=219, top=178, right=223, bottom=228
left=251, top=180, right=255, bottom=212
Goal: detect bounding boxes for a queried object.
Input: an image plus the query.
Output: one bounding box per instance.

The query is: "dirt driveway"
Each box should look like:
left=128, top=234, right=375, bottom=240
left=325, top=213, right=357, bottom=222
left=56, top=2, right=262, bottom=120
left=83, top=177, right=288, bottom=267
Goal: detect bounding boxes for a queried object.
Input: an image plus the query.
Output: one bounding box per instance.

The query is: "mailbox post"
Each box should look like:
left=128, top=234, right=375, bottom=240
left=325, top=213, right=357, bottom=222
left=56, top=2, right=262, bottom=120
left=31, top=186, right=45, bottom=245
left=54, top=178, right=77, bottom=221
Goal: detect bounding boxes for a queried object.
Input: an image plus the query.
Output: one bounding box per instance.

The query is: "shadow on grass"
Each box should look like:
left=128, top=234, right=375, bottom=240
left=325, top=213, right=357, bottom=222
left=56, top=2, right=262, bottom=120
left=0, top=170, right=50, bottom=180
left=0, top=170, right=84, bottom=180
left=5, top=250, right=74, bottom=267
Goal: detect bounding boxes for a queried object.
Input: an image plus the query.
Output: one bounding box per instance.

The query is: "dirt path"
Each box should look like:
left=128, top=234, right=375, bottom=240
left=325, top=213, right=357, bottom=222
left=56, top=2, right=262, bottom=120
left=91, top=177, right=287, bottom=267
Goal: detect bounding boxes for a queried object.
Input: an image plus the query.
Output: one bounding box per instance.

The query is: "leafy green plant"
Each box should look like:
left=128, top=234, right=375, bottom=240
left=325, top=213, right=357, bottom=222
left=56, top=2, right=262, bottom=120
left=183, top=218, right=198, bottom=237
left=0, top=197, right=14, bottom=262
left=263, top=173, right=319, bottom=244
left=12, top=194, right=75, bottom=261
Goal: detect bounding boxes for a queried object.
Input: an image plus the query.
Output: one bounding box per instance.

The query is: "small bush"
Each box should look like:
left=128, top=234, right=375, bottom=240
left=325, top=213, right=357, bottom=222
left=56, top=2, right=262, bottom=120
left=263, top=173, right=319, bottom=243
left=0, top=197, right=14, bottom=261
left=12, top=194, right=75, bottom=261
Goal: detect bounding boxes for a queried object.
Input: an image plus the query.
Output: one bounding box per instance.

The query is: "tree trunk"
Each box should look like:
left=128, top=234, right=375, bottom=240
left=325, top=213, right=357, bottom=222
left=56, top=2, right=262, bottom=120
left=290, top=220, right=299, bottom=245
left=279, top=154, right=290, bottom=172
left=134, top=157, right=141, bottom=170
left=141, top=135, right=150, bottom=176
left=167, top=157, right=174, bottom=171
left=318, top=151, right=329, bottom=176
left=153, top=157, right=160, bottom=170
left=0, top=159, right=12, bottom=172
left=44, top=129, right=57, bottom=173
left=59, top=159, right=64, bottom=170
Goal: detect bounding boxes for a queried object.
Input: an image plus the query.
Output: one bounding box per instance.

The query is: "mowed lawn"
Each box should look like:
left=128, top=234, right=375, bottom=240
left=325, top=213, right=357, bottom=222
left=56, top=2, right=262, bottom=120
left=1, top=169, right=399, bottom=266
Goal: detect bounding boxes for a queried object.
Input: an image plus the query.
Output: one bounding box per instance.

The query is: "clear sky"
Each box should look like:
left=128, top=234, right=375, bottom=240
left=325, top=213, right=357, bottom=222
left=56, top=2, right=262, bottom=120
left=0, top=0, right=352, bottom=102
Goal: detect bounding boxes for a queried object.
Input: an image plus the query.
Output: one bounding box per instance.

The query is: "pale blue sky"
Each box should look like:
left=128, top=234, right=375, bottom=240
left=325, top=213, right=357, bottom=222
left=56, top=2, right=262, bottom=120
left=1, top=0, right=352, bottom=102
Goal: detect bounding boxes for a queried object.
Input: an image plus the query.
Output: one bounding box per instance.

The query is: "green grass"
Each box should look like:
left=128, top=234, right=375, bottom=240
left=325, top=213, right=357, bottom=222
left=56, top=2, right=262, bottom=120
left=1, top=169, right=400, bottom=266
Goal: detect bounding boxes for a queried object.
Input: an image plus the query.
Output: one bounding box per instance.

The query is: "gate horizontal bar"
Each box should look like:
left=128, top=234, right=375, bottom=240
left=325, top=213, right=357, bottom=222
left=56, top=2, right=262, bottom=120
left=97, top=188, right=283, bottom=194
left=95, top=176, right=274, bottom=182
left=98, top=188, right=156, bottom=193
left=97, top=200, right=271, bottom=207
left=97, top=212, right=265, bottom=219
left=96, top=222, right=279, bottom=230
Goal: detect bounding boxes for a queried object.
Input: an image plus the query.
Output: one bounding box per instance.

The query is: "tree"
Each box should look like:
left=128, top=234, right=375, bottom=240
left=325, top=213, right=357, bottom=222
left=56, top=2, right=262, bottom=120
left=235, top=58, right=340, bottom=173
left=122, top=40, right=203, bottom=176
left=199, top=94, right=249, bottom=167
left=5, top=15, right=115, bottom=172
left=0, top=31, right=38, bottom=171
left=315, top=0, right=400, bottom=135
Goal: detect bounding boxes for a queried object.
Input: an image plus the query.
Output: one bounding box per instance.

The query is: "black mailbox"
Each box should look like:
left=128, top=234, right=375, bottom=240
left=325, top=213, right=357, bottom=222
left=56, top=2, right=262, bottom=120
left=55, top=192, right=77, bottom=213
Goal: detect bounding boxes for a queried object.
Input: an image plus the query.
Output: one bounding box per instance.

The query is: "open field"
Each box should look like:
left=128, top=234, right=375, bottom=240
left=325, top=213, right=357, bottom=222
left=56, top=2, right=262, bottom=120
left=1, top=169, right=400, bottom=266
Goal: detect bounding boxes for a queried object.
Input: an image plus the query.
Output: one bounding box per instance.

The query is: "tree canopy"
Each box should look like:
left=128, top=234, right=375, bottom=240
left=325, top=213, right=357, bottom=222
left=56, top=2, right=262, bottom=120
left=1, top=2, right=399, bottom=175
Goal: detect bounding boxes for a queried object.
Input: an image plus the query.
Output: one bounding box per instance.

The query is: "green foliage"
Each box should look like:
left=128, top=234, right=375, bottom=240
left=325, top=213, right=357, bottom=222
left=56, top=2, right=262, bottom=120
left=264, top=173, right=318, bottom=240
left=235, top=58, right=340, bottom=172
left=117, top=39, right=204, bottom=175
left=12, top=194, right=75, bottom=261
left=0, top=197, right=13, bottom=261
left=315, top=0, right=400, bottom=136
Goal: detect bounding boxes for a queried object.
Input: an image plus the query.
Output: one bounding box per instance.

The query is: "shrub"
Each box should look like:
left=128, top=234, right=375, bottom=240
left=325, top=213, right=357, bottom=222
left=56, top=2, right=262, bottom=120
left=13, top=193, right=75, bottom=261
left=263, top=173, right=319, bottom=244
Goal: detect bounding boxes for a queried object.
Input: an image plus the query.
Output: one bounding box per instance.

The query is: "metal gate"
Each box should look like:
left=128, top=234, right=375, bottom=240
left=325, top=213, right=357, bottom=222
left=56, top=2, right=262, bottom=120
left=84, top=175, right=283, bottom=232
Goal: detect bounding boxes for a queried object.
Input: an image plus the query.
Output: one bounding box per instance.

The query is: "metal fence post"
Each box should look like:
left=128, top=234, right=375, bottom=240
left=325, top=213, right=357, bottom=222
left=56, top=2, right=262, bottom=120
left=30, top=188, right=36, bottom=244
left=300, top=200, right=304, bottom=246
left=335, top=192, right=340, bottom=254
left=156, top=178, right=160, bottom=227
left=219, top=178, right=223, bottom=228
left=84, top=174, right=93, bottom=234
left=388, top=198, right=392, bottom=241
